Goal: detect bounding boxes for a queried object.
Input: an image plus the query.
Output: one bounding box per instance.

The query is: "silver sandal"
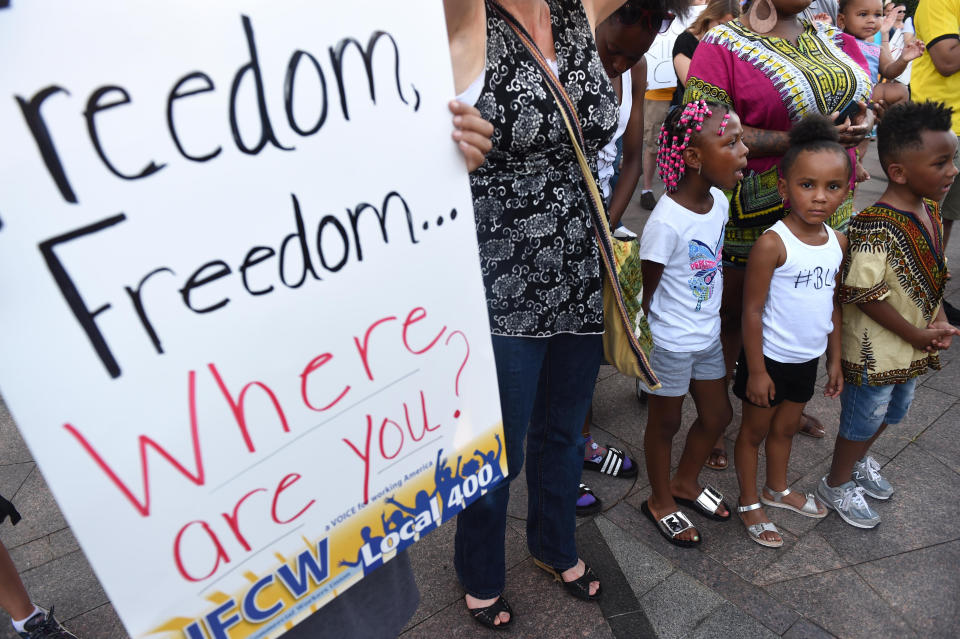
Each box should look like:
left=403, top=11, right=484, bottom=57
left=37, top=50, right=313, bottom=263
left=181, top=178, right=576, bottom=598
left=760, top=486, right=827, bottom=519
left=737, top=502, right=783, bottom=548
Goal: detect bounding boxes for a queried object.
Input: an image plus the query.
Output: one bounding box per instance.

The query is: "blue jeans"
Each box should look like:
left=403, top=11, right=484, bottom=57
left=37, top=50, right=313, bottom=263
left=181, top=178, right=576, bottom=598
left=838, top=378, right=917, bottom=441
left=453, top=333, right=603, bottom=598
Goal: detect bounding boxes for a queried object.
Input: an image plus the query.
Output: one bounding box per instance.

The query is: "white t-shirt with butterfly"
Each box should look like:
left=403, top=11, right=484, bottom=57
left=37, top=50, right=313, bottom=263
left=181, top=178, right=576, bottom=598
left=638, top=187, right=728, bottom=352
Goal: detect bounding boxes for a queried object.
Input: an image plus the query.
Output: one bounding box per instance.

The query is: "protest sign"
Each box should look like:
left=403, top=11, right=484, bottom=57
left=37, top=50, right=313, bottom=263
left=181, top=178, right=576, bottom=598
left=0, top=1, right=505, bottom=637
left=643, top=5, right=707, bottom=90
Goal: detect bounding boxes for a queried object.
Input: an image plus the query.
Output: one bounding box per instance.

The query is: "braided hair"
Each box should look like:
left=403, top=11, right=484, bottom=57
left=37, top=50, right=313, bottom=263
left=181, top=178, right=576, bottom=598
left=656, top=99, right=731, bottom=192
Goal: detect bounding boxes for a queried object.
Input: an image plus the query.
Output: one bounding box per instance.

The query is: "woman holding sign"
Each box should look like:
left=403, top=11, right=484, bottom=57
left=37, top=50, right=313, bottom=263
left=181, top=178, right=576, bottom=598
left=683, top=0, right=874, bottom=440
left=444, top=0, right=684, bottom=629
left=282, top=100, right=496, bottom=639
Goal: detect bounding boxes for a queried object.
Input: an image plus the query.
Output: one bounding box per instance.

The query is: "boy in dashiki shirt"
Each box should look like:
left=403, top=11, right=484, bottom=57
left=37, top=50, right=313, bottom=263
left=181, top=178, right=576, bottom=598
left=818, top=101, right=959, bottom=528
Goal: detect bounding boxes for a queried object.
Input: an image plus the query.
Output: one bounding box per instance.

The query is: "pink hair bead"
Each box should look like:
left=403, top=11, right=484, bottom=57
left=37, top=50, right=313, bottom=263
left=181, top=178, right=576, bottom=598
left=657, top=98, right=722, bottom=192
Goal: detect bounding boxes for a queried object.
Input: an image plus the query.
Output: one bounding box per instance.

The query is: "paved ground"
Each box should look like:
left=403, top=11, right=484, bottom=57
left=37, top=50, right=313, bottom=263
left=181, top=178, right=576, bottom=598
left=1, top=145, right=959, bottom=638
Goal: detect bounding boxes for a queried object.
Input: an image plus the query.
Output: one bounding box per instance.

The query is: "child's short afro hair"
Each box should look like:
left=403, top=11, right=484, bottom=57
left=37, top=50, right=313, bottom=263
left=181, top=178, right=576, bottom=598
left=877, top=101, right=954, bottom=171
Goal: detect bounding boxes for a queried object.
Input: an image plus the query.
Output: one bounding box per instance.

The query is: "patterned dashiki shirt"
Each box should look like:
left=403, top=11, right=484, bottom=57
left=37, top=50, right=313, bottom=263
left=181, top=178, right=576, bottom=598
left=469, top=0, right=618, bottom=337
left=839, top=201, right=947, bottom=386
left=683, top=19, right=872, bottom=264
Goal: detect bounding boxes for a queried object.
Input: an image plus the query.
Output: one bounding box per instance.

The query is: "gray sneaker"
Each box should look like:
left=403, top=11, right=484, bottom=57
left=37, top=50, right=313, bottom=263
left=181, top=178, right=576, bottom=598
left=852, top=455, right=894, bottom=500
left=817, top=477, right=880, bottom=529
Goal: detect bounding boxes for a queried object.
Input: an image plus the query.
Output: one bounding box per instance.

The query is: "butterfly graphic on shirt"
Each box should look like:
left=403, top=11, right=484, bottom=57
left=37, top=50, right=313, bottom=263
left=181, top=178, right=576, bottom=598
left=688, top=237, right=723, bottom=311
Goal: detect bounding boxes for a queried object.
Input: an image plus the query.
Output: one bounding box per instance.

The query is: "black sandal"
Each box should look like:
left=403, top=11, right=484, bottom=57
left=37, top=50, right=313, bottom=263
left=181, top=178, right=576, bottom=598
left=583, top=443, right=638, bottom=478
left=673, top=485, right=730, bottom=521
left=467, top=595, right=513, bottom=630
left=576, top=483, right=603, bottom=517
left=641, top=500, right=700, bottom=548
left=533, top=559, right=602, bottom=601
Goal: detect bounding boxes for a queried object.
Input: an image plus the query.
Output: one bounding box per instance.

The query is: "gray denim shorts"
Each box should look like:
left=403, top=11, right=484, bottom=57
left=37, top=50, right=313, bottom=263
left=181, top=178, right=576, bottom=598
left=647, top=339, right=726, bottom=397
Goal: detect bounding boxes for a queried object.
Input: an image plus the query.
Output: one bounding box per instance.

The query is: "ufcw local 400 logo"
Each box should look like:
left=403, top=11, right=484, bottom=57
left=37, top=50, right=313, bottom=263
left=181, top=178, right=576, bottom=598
left=182, top=539, right=330, bottom=639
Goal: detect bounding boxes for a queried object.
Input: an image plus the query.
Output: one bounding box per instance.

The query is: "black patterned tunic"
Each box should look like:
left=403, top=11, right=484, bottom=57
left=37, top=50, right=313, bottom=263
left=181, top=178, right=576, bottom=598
left=471, top=0, right=619, bottom=336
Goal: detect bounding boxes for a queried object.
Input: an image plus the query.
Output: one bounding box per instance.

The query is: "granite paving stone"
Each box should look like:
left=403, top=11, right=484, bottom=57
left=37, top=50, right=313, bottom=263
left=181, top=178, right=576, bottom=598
left=0, top=462, right=33, bottom=503
left=639, top=571, right=724, bottom=639
left=921, top=357, right=960, bottom=398
left=686, top=602, right=779, bottom=639
left=853, top=541, right=960, bottom=637
left=606, top=611, right=655, bottom=639
left=48, top=527, right=81, bottom=555
left=7, top=536, right=56, bottom=574
left=915, top=408, right=960, bottom=474
left=596, top=364, right=620, bottom=382
left=867, top=386, right=955, bottom=460
left=56, top=603, right=126, bottom=639
left=753, top=532, right=848, bottom=587
left=816, top=444, right=960, bottom=564
left=783, top=391, right=842, bottom=479
left=0, top=467, right=67, bottom=548
left=766, top=566, right=917, bottom=639
left=590, top=372, right=647, bottom=451
left=594, top=515, right=673, bottom=598
left=781, top=618, right=837, bottom=639
left=576, top=519, right=658, bottom=637
left=698, top=507, right=800, bottom=586
left=0, top=398, right=32, bottom=465
left=604, top=503, right=799, bottom=635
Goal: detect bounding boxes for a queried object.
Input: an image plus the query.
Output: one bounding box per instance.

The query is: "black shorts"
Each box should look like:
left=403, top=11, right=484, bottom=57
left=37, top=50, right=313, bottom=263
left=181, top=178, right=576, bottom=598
left=732, top=349, right=819, bottom=407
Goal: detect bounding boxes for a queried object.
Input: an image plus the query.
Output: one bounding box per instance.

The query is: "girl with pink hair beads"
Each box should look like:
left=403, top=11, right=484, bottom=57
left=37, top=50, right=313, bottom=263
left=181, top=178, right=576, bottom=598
left=638, top=100, right=749, bottom=547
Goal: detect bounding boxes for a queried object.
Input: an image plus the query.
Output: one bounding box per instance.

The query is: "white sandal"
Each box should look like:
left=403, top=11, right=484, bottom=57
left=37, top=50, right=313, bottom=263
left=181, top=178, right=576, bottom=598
left=738, top=502, right=783, bottom=548
left=760, top=486, right=827, bottom=519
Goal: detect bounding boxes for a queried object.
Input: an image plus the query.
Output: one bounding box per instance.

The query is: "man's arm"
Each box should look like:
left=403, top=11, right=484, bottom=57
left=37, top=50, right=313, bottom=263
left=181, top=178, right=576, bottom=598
left=916, top=0, right=960, bottom=76
left=928, top=35, right=960, bottom=76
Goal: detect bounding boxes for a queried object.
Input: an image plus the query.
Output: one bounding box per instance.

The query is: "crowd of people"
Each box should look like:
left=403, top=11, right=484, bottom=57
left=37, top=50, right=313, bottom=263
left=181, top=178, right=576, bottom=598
left=2, top=0, right=957, bottom=637
left=430, top=0, right=957, bottom=633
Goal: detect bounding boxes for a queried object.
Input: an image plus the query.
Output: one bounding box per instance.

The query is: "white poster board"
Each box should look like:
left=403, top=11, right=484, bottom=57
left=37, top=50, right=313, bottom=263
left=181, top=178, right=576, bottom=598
left=0, top=2, right=505, bottom=637
left=643, top=5, right=707, bottom=91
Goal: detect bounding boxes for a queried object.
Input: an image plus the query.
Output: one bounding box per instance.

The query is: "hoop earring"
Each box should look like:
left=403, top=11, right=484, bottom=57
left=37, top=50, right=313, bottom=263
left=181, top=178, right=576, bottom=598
left=748, top=0, right=778, bottom=34
left=698, top=165, right=702, bottom=176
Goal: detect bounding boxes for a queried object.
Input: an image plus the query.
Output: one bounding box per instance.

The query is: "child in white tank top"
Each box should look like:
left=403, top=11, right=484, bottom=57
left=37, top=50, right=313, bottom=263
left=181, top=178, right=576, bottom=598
left=733, top=116, right=849, bottom=548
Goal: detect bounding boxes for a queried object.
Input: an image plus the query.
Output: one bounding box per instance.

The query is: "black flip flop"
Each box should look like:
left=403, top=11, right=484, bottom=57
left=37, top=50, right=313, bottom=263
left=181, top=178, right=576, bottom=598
left=641, top=500, right=700, bottom=548
left=468, top=595, right=513, bottom=630
left=673, top=485, right=731, bottom=521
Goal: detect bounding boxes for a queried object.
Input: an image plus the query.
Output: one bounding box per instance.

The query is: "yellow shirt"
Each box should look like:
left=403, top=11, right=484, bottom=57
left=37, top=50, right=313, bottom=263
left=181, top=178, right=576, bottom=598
left=913, top=0, right=960, bottom=135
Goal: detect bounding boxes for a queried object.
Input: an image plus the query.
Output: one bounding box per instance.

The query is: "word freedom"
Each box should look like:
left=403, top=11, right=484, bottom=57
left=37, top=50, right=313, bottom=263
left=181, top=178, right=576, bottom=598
left=16, top=14, right=420, bottom=204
